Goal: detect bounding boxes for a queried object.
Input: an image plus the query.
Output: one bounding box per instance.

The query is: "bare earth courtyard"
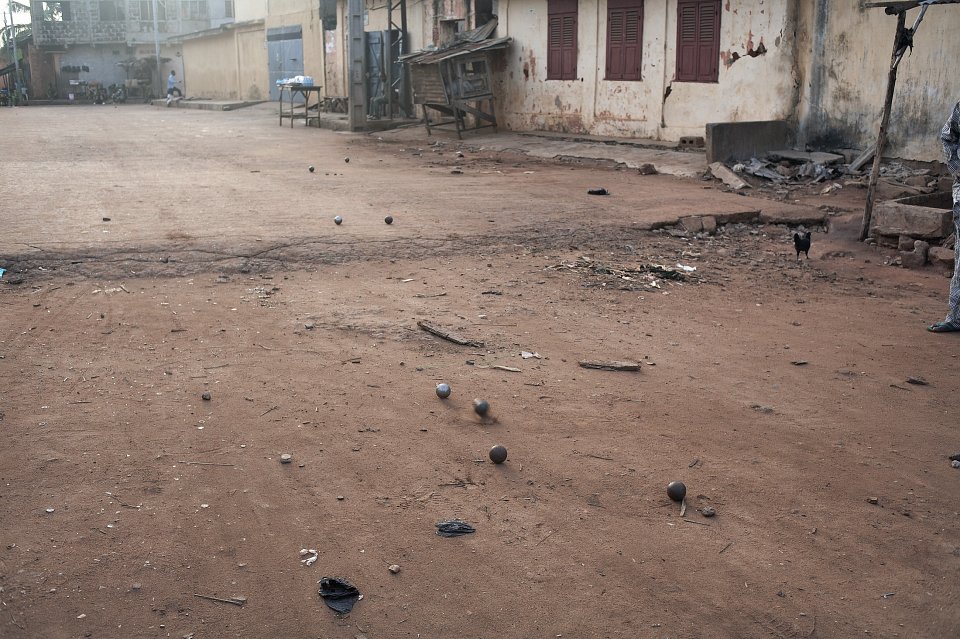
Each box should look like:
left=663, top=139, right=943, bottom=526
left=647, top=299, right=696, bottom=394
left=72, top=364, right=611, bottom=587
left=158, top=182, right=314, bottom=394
left=0, top=104, right=958, bottom=638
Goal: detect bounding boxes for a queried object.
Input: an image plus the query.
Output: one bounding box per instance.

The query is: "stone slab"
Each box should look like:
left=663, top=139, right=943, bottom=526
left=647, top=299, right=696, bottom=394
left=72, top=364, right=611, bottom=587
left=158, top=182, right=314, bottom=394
left=705, top=120, right=792, bottom=164
left=870, top=193, right=954, bottom=240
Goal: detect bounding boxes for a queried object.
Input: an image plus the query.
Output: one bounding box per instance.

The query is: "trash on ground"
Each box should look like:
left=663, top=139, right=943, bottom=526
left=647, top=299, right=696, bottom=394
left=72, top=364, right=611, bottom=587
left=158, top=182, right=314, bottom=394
left=675, top=263, right=697, bottom=273
left=193, top=593, right=246, bottom=606
left=578, top=360, right=640, bottom=372
left=436, top=520, right=476, bottom=537
left=318, top=577, right=362, bottom=614
left=521, top=351, right=542, bottom=359
left=300, top=549, right=318, bottom=566
left=587, top=187, right=609, bottom=195
left=417, top=320, right=484, bottom=347
left=388, top=564, right=401, bottom=574
left=906, top=376, right=928, bottom=386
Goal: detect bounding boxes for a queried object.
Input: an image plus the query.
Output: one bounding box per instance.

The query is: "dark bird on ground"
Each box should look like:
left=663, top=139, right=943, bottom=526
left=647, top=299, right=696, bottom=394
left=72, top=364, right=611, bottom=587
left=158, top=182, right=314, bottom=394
left=793, top=231, right=812, bottom=262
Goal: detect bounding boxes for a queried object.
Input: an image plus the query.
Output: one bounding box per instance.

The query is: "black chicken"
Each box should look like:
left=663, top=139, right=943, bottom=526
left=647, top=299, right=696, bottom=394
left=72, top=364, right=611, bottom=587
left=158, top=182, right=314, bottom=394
left=793, top=231, right=812, bottom=262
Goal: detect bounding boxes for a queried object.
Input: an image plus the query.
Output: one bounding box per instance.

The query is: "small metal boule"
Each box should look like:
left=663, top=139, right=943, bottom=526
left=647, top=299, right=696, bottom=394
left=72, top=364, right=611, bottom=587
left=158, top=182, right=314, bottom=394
left=279, top=454, right=293, bottom=464
left=334, top=215, right=343, bottom=225
left=436, top=383, right=451, bottom=399
left=384, top=215, right=394, bottom=225
left=308, top=165, right=315, bottom=172
left=201, top=392, right=211, bottom=401
left=489, top=445, right=507, bottom=464
left=473, top=398, right=490, bottom=416
left=667, top=481, right=686, bottom=502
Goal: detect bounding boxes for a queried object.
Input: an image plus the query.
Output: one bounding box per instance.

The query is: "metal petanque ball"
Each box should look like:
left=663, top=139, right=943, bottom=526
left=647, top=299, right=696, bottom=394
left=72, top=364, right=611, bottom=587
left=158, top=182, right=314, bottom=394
left=334, top=215, right=343, bottom=225
left=436, top=383, right=451, bottom=399
left=489, top=445, right=508, bottom=464
left=384, top=215, right=394, bottom=225
left=473, top=398, right=490, bottom=417
left=667, top=481, right=687, bottom=502
left=308, top=165, right=315, bottom=172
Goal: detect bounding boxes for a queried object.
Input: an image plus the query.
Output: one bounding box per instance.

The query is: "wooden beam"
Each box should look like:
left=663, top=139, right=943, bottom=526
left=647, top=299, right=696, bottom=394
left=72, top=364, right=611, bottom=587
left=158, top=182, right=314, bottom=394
left=860, top=11, right=907, bottom=241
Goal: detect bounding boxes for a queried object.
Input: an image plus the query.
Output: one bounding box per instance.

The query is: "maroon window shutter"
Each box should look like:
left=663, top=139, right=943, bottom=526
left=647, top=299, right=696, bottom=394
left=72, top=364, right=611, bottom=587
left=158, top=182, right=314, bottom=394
left=697, top=0, right=719, bottom=82
left=622, top=6, right=642, bottom=80
left=560, top=13, right=577, bottom=79
left=677, top=0, right=719, bottom=82
left=607, top=0, right=643, bottom=81
left=607, top=9, right=625, bottom=80
left=548, top=14, right=563, bottom=80
left=676, top=2, right=698, bottom=81
left=548, top=0, right=578, bottom=80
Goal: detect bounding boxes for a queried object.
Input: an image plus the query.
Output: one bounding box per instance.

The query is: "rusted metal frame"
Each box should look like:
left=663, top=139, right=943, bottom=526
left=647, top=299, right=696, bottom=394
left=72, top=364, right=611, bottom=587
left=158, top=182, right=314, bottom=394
left=864, top=0, right=960, bottom=12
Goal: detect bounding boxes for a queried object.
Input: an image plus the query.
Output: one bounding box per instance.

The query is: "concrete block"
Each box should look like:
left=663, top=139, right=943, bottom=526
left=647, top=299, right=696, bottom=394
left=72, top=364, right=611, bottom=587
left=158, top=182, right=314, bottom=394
left=899, top=240, right=930, bottom=269
left=870, top=192, right=954, bottom=240
left=929, top=246, right=956, bottom=270
left=702, top=216, right=717, bottom=235
left=709, top=162, right=750, bottom=190
left=705, top=120, right=792, bottom=164
left=680, top=216, right=704, bottom=233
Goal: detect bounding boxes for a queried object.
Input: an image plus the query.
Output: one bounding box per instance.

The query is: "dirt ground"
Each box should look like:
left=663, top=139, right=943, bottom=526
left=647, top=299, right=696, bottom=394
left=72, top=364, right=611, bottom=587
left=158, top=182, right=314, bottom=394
left=1, top=104, right=958, bottom=639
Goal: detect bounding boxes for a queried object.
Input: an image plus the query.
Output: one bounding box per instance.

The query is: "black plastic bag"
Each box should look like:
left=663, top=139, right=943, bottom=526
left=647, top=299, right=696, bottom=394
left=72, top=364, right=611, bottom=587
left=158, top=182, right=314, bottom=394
left=436, top=520, right=476, bottom=537
left=318, top=577, right=361, bottom=614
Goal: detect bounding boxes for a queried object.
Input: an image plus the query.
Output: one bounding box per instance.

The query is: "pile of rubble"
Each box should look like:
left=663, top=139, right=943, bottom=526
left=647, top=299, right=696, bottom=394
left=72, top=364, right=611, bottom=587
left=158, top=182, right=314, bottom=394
left=708, top=147, right=949, bottom=199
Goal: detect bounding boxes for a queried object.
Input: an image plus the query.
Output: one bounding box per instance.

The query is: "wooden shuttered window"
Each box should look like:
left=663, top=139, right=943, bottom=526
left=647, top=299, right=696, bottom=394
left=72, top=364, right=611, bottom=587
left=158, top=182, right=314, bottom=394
left=606, top=0, right=643, bottom=81
left=548, top=0, right=578, bottom=80
left=676, top=0, right=720, bottom=83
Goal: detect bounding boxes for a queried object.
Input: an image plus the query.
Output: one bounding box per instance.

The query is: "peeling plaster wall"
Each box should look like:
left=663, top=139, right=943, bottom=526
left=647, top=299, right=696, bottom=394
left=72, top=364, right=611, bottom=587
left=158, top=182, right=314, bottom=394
left=493, top=0, right=798, bottom=140
left=660, top=0, right=798, bottom=139
left=796, top=2, right=960, bottom=161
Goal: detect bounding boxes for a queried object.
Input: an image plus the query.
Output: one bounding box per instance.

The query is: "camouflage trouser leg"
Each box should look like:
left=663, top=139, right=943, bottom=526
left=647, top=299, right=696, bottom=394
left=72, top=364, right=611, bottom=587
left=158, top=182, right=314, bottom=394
left=948, top=211, right=960, bottom=324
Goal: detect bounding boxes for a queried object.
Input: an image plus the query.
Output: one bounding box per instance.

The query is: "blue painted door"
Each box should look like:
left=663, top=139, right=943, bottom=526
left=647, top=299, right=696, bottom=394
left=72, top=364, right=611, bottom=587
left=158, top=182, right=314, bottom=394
left=267, top=25, right=304, bottom=101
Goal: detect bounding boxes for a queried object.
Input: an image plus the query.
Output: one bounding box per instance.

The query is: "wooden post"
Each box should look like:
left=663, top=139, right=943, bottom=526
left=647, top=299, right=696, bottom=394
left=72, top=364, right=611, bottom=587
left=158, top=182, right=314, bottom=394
left=860, top=10, right=907, bottom=241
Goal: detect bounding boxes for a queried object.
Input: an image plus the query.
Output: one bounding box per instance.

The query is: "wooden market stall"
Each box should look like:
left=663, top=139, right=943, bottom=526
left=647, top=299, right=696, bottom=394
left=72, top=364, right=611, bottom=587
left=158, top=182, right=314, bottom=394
left=400, top=36, right=511, bottom=138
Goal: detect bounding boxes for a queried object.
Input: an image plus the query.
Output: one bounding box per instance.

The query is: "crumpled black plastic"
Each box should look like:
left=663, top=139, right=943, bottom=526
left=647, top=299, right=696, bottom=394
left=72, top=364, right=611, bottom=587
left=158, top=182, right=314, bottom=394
left=587, top=188, right=609, bottom=196
left=436, top=520, right=476, bottom=537
left=318, top=577, right=361, bottom=614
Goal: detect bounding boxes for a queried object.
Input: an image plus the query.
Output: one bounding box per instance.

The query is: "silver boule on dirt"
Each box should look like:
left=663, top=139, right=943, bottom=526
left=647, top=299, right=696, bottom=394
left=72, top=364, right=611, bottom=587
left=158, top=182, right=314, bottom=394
left=473, top=398, right=490, bottom=416
left=308, top=165, right=315, bottom=172
left=334, top=215, right=343, bottom=225
left=667, top=481, right=686, bottom=502
left=436, top=383, right=451, bottom=399
left=384, top=215, right=394, bottom=225
left=489, top=445, right=507, bottom=464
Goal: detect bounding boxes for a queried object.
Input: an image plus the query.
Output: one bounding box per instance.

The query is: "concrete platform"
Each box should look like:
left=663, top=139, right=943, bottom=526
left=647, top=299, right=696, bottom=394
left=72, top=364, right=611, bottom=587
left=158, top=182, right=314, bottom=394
left=151, top=98, right=265, bottom=111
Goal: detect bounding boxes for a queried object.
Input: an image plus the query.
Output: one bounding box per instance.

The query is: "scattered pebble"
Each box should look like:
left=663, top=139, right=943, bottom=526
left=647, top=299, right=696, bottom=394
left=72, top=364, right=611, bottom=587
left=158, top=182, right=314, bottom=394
left=701, top=506, right=716, bottom=517
left=867, top=497, right=879, bottom=505
left=336, top=495, right=345, bottom=501
left=388, top=564, right=401, bottom=574
left=951, top=460, right=960, bottom=469
left=280, top=454, right=293, bottom=464
left=906, top=376, right=928, bottom=386
left=131, top=583, right=142, bottom=591
left=45, top=507, right=55, bottom=514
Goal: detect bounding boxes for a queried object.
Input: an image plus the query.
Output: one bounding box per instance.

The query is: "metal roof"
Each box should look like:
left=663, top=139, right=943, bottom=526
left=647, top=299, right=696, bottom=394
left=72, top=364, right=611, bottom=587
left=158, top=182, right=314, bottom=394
left=399, top=36, right=512, bottom=65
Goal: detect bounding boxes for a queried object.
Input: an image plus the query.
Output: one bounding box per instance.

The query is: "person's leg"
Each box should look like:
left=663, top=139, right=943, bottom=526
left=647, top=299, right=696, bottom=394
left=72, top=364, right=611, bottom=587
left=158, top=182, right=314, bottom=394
left=172, top=88, right=182, bottom=98
left=948, top=215, right=960, bottom=323
left=929, top=212, right=960, bottom=332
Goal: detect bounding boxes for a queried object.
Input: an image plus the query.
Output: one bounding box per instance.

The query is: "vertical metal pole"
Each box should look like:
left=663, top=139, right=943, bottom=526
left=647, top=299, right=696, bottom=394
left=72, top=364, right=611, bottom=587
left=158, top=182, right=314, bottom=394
left=860, top=11, right=906, bottom=241
left=347, top=0, right=366, bottom=130
left=385, top=1, right=392, bottom=118
left=399, top=0, right=409, bottom=116
left=152, top=0, right=161, bottom=98
left=7, top=0, right=21, bottom=105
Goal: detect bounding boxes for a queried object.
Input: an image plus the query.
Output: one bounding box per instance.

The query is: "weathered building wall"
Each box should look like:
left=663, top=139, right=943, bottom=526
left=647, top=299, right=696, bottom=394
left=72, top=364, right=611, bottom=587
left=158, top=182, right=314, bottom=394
left=492, top=0, right=798, bottom=140
left=182, top=23, right=268, bottom=100
left=795, top=1, right=960, bottom=162
left=60, top=45, right=133, bottom=86
left=264, top=0, right=328, bottom=93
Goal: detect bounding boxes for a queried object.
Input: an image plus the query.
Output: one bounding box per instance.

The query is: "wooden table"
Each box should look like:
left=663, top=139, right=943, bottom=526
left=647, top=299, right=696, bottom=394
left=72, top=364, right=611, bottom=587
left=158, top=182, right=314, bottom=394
left=278, top=84, right=324, bottom=127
